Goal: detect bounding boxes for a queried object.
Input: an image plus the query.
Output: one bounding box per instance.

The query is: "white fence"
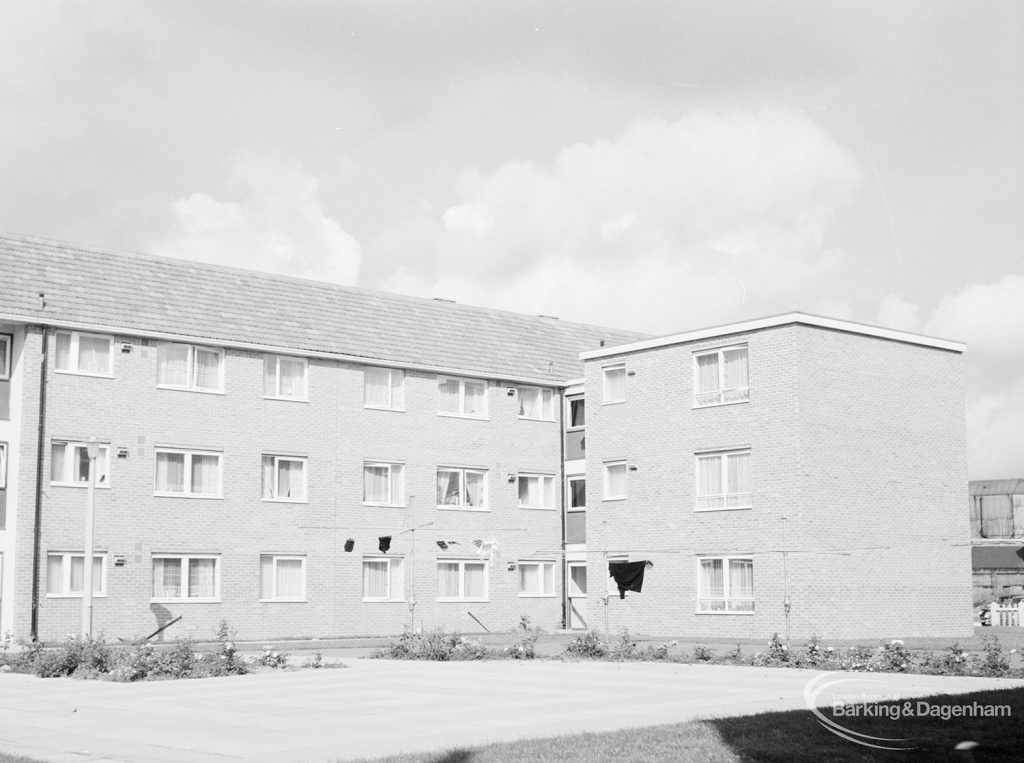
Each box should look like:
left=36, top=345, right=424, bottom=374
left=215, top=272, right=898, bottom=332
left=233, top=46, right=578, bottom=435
left=989, top=601, right=1024, bottom=627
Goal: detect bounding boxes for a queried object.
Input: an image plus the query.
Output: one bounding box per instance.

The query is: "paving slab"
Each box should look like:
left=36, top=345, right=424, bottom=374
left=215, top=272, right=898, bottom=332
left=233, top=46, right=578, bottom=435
left=1, top=661, right=1022, bottom=762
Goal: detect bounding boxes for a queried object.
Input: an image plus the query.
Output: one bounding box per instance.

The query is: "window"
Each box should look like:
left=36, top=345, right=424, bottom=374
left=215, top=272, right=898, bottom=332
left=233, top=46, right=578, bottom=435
left=155, top=448, right=222, bottom=497
left=259, top=555, right=306, bottom=601
left=437, top=468, right=488, bottom=510
left=54, top=331, right=112, bottom=376
left=518, top=561, right=555, bottom=597
left=602, top=365, right=625, bottom=404
left=0, top=333, right=11, bottom=380
left=263, top=355, right=307, bottom=400
left=50, top=441, right=110, bottom=487
left=518, top=474, right=555, bottom=509
left=437, top=559, right=488, bottom=601
left=364, top=367, right=405, bottom=410
left=568, top=476, right=586, bottom=511
left=696, top=450, right=751, bottom=510
left=567, top=398, right=585, bottom=429
left=261, top=455, right=307, bottom=501
left=438, top=376, right=488, bottom=418
left=694, top=346, right=749, bottom=406
left=46, top=553, right=105, bottom=597
left=0, top=442, right=7, bottom=490
left=364, top=461, right=405, bottom=506
left=152, top=555, right=220, bottom=601
left=603, top=461, right=627, bottom=500
left=698, top=557, right=754, bottom=612
left=157, top=342, right=224, bottom=393
left=518, top=387, right=555, bottom=420
left=362, top=557, right=404, bottom=601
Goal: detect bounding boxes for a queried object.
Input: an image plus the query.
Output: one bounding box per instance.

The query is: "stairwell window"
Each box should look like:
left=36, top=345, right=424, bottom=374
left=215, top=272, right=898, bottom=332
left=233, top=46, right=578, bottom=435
left=264, top=355, right=307, bottom=400
left=694, top=345, right=749, bottom=407
left=51, top=441, right=110, bottom=487
left=697, top=556, right=754, bottom=613
left=259, top=555, right=306, bottom=601
left=54, top=331, right=112, bottom=376
left=518, top=387, right=555, bottom=420
left=155, top=449, right=222, bottom=497
left=262, top=455, right=307, bottom=502
left=696, top=450, right=751, bottom=510
left=157, top=343, right=224, bottom=393
left=152, top=554, right=220, bottom=601
left=0, top=333, right=11, bottom=380
left=438, top=376, right=488, bottom=418
left=363, top=557, right=404, bottom=601
left=602, top=364, right=626, bottom=404
left=365, top=367, right=405, bottom=410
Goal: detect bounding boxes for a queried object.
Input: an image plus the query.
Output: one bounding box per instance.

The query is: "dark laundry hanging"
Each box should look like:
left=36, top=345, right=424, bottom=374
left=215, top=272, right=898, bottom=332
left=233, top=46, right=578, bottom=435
left=608, top=561, right=648, bottom=599
left=436, top=540, right=448, bottom=550
left=378, top=535, right=392, bottom=553
left=344, top=539, right=355, bottom=552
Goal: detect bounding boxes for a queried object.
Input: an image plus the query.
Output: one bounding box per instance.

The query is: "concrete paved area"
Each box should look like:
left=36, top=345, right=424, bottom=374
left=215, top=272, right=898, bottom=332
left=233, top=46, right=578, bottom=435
left=1, top=660, right=1022, bottom=762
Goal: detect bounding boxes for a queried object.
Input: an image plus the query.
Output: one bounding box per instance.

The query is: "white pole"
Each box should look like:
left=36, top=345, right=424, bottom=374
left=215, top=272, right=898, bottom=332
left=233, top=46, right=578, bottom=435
left=82, top=438, right=99, bottom=637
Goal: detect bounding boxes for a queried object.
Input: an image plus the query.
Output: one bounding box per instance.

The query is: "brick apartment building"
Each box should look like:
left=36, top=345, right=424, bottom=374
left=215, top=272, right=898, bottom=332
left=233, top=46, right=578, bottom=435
left=0, top=233, right=974, bottom=642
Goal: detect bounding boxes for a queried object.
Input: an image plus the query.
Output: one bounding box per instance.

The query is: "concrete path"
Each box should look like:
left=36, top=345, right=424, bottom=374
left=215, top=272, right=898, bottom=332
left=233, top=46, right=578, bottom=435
left=1, top=661, right=1022, bottom=762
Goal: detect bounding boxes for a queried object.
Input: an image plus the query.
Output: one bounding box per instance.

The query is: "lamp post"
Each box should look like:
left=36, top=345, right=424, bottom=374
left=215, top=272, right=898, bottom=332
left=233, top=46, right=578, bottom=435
left=82, top=437, right=100, bottom=637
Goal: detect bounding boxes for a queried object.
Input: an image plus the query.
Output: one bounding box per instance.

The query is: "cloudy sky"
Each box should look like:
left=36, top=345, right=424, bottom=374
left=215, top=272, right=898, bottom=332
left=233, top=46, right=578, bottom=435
left=1, top=2, right=1021, bottom=478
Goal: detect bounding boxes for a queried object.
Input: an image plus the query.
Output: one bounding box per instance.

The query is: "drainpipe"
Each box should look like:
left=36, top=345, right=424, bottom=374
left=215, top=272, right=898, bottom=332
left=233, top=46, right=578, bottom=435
left=559, top=389, right=567, bottom=630
left=29, top=326, right=48, bottom=641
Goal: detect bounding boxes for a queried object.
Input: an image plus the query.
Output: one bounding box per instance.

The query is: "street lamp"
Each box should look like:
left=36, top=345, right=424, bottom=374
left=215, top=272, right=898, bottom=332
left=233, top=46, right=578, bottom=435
left=82, top=437, right=100, bottom=637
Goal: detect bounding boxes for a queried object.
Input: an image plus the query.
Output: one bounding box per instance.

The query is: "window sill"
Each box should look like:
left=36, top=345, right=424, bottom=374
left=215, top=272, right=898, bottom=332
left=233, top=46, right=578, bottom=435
left=601, top=400, right=625, bottom=406
left=603, top=496, right=627, bottom=502
left=694, top=505, right=753, bottom=513
left=436, top=411, right=489, bottom=421
left=54, top=369, right=114, bottom=379
left=157, top=385, right=226, bottom=395
left=50, top=483, right=112, bottom=489
left=151, top=598, right=221, bottom=604
left=695, top=609, right=755, bottom=615
left=517, top=416, right=556, bottom=423
left=362, top=598, right=406, bottom=603
left=436, top=598, right=490, bottom=603
left=437, top=506, right=490, bottom=512
left=364, top=502, right=407, bottom=508
left=692, top=398, right=749, bottom=410
left=263, top=395, right=309, bottom=403
left=153, top=493, right=224, bottom=499
left=518, top=593, right=556, bottom=598
left=261, top=498, right=309, bottom=504
left=566, top=507, right=587, bottom=513
left=45, top=593, right=108, bottom=599
left=518, top=505, right=557, bottom=511
left=364, top=405, right=406, bottom=412
left=259, top=598, right=308, bottom=603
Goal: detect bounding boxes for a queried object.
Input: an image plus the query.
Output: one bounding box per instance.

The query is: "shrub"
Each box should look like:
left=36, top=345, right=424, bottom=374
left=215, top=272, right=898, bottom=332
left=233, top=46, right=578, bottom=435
left=873, top=639, right=912, bottom=673
left=609, top=630, right=638, bottom=661
left=253, top=646, right=290, bottom=669
left=26, top=635, right=114, bottom=678
left=564, top=630, right=606, bottom=659
left=373, top=628, right=489, bottom=661
left=505, top=618, right=539, bottom=660
left=692, top=644, right=715, bottom=662
left=640, top=640, right=678, bottom=661
left=976, top=636, right=1011, bottom=677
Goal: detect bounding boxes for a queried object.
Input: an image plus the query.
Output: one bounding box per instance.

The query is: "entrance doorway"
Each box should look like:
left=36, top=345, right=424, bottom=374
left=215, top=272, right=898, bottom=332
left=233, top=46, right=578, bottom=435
left=567, top=562, right=587, bottom=629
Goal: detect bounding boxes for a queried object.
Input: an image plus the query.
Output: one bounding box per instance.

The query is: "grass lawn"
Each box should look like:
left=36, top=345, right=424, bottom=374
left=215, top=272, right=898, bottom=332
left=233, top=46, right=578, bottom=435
left=358, top=687, right=1024, bottom=762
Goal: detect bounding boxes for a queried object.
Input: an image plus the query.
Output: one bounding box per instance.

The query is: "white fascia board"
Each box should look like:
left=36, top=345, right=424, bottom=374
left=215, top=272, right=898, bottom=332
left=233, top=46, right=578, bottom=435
left=579, top=312, right=966, bottom=360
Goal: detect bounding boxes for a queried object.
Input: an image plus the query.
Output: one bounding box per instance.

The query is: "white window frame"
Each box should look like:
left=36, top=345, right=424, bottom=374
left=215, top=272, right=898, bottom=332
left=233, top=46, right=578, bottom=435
left=53, top=330, right=113, bottom=377
left=0, top=333, right=11, bottom=380
left=362, top=556, right=405, bottom=602
left=518, top=560, right=556, bottom=597
left=0, top=441, right=8, bottom=490
left=154, top=448, right=223, bottom=498
left=437, top=376, right=489, bottom=419
left=696, top=556, right=755, bottom=614
left=436, top=467, right=489, bottom=511
left=602, top=364, right=626, bottom=404
left=695, top=449, right=752, bottom=511
left=363, top=461, right=405, bottom=507
left=263, top=354, right=308, bottom=401
left=261, top=454, right=308, bottom=502
left=151, top=554, right=221, bottom=603
left=693, top=345, right=749, bottom=408
left=50, top=441, right=111, bottom=488
left=567, top=475, right=586, bottom=512
left=156, top=342, right=225, bottom=393
left=567, top=397, right=586, bottom=430
left=603, top=460, right=627, bottom=500
left=364, top=367, right=405, bottom=411
left=259, top=554, right=307, bottom=602
left=436, top=559, right=489, bottom=602
left=517, top=386, right=556, bottom=421
left=45, top=552, right=107, bottom=598
left=517, top=473, right=556, bottom=510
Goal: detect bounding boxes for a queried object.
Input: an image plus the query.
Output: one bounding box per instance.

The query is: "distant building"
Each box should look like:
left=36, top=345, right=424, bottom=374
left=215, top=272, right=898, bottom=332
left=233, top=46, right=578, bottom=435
left=970, top=479, right=1024, bottom=604
left=0, top=233, right=974, bottom=642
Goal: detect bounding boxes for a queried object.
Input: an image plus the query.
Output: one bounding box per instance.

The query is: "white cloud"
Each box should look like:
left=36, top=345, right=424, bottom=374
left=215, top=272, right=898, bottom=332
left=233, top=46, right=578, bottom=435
left=876, top=294, right=921, bottom=332
left=151, top=153, right=362, bottom=284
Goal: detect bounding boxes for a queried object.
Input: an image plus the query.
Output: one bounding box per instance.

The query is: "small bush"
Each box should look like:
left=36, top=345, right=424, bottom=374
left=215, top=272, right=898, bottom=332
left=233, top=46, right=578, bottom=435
left=640, top=640, right=678, bottom=661
left=692, top=644, right=715, bottom=662
left=505, top=618, right=539, bottom=660
left=610, top=630, right=638, bottom=661
left=564, top=630, right=606, bottom=659
left=977, top=636, right=1011, bottom=677
left=373, top=628, right=489, bottom=661
left=872, top=639, right=912, bottom=672
left=253, top=646, right=290, bottom=669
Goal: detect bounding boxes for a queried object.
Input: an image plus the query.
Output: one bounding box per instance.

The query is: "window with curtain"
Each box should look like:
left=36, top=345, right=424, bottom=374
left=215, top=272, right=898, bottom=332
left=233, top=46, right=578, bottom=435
left=261, top=455, right=307, bottom=501
left=694, top=346, right=749, bottom=406
left=152, top=555, right=219, bottom=600
left=436, top=468, right=487, bottom=510
left=53, top=331, right=112, bottom=375
left=698, top=557, right=754, bottom=612
left=50, top=441, right=110, bottom=486
left=364, top=367, right=404, bottom=410
left=518, top=561, right=555, bottom=596
left=437, top=560, right=488, bottom=600
left=517, top=474, right=555, bottom=509
left=362, top=557, right=404, bottom=601
left=696, top=450, right=751, bottom=510
left=45, top=553, right=105, bottom=596
left=437, top=376, right=488, bottom=418
left=604, top=461, right=627, bottom=499
left=264, top=355, right=308, bottom=400
left=518, top=387, right=555, bottom=420
left=602, top=365, right=626, bottom=403
left=155, top=449, right=221, bottom=496
left=363, top=462, right=404, bottom=505
left=260, top=555, right=306, bottom=600
left=568, top=477, right=586, bottom=510
left=157, top=343, right=223, bottom=392
left=0, top=333, right=10, bottom=380
left=568, top=398, right=585, bottom=428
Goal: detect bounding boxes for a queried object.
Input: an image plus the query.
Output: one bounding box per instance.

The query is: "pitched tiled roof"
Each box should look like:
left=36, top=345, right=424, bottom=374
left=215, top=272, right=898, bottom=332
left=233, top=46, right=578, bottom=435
left=0, top=233, right=649, bottom=384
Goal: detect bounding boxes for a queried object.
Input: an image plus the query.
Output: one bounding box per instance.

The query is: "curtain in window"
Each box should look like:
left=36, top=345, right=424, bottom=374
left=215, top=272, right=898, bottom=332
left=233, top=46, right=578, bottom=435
left=157, top=344, right=189, bottom=386
left=78, top=335, right=109, bottom=374
left=439, top=379, right=460, bottom=413
left=606, top=464, right=626, bottom=497
left=519, top=477, right=537, bottom=506
left=153, top=558, right=181, bottom=598
left=193, top=349, right=220, bottom=390
left=543, top=477, right=555, bottom=507
left=74, top=446, right=90, bottom=482
left=156, top=452, right=185, bottom=492
left=55, top=333, right=71, bottom=370
left=365, top=368, right=390, bottom=407
left=437, top=562, right=460, bottom=597
left=696, top=354, right=719, bottom=403
left=437, top=471, right=460, bottom=505
left=519, top=389, right=540, bottom=418
left=722, top=348, right=748, bottom=400
left=263, top=356, right=277, bottom=397
left=464, top=563, right=486, bottom=598
left=542, top=563, right=554, bottom=595
left=699, top=559, right=724, bottom=610
left=365, top=465, right=390, bottom=503
left=69, top=556, right=84, bottom=593
left=570, top=479, right=586, bottom=508
left=465, top=471, right=484, bottom=507
left=277, top=459, right=303, bottom=499
left=726, top=452, right=750, bottom=506
left=278, top=358, right=304, bottom=398
left=188, top=558, right=216, bottom=598
left=46, top=556, right=63, bottom=594
left=697, top=456, right=722, bottom=508
left=604, top=369, right=625, bottom=401
left=520, top=564, right=539, bottom=593
left=191, top=455, right=219, bottom=495
left=570, top=399, right=585, bottom=427
left=260, top=556, right=274, bottom=599
left=363, top=560, right=388, bottom=598
left=50, top=443, right=67, bottom=482
left=388, top=559, right=404, bottom=600
left=262, top=456, right=275, bottom=499
left=390, top=370, right=404, bottom=409
left=729, top=559, right=754, bottom=610
left=464, top=381, right=486, bottom=415
left=276, top=559, right=303, bottom=598
left=91, top=556, right=103, bottom=592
